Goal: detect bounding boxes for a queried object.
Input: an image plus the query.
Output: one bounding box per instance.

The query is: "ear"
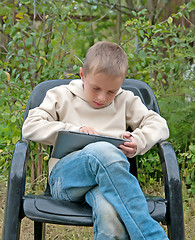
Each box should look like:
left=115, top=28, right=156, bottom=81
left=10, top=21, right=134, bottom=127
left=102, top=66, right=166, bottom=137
left=80, top=67, right=84, bottom=82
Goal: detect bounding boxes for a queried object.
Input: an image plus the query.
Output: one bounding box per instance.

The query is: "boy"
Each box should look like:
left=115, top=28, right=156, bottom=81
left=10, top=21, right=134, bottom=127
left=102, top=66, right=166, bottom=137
left=22, top=41, right=169, bottom=239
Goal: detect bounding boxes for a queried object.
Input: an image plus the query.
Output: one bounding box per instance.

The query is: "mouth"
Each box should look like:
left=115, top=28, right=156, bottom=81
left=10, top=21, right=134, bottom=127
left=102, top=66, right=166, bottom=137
left=93, top=101, right=105, bottom=107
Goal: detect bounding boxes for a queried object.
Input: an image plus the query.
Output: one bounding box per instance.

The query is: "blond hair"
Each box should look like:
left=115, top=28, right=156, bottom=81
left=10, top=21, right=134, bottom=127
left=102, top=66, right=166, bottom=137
left=83, top=41, right=128, bottom=79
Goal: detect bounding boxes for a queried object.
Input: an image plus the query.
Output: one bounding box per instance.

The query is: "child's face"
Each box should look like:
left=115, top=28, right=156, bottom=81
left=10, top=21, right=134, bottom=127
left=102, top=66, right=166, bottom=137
left=80, top=68, right=124, bottom=109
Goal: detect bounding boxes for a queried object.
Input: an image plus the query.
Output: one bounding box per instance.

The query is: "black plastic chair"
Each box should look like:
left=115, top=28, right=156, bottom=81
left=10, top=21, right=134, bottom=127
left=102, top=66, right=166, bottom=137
left=3, top=79, right=185, bottom=240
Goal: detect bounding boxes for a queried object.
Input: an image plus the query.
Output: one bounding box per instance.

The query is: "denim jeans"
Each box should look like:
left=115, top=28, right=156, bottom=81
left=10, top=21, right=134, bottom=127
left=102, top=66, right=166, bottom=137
left=50, top=142, right=169, bottom=240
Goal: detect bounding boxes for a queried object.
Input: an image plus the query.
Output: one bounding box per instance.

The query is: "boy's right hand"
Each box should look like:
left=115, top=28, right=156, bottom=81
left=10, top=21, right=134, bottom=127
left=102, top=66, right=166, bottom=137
left=79, top=126, right=98, bottom=135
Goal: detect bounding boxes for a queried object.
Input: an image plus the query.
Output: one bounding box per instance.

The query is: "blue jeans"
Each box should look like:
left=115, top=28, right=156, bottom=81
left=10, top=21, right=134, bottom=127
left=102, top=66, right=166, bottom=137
left=50, top=142, right=169, bottom=240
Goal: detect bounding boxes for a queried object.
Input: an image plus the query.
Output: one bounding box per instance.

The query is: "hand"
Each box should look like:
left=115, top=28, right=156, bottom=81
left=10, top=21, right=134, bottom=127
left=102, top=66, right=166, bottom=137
left=119, top=132, right=137, bottom=158
left=79, top=126, right=98, bottom=135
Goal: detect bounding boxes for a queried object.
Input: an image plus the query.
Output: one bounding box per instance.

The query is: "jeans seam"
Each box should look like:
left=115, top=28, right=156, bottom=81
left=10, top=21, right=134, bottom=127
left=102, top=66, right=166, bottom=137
left=87, top=190, right=98, bottom=240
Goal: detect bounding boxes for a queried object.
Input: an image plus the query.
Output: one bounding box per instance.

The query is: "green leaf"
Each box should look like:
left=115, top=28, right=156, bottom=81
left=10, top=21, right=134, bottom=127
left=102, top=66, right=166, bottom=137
left=157, top=72, right=162, bottom=80
left=25, top=38, right=33, bottom=47
left=186, top=175, right=192, bottom=185
left=11, top=116, right=17, bottom=123
left=129, top=53, right=134, bottom=59
left=167, top=17, right=173, bottom=24
left=18, top=49, right=24, bottom=56
left=0, top=7, right=10, bottom=16
left=7, top=140, right=11, bottom=146
left=189, top=145, right=195, bottom=154
left=184, top=9, right=190, bottom=19
left=143, top=38, right=148, bottom=44
left=0, top=70, right=6, bottom=80
left=138, top=175, right=145, bottom=183
left=139, top=30, right=144, bottom=38
left=12, top=136, right=20, bottom=144
left=186, top=1, right=195, bottom=11
left=20, top=0, right=31, bottom=4
left=152, top=39, right=158, bottom=46
left=173, top=37, right=180, bottom=43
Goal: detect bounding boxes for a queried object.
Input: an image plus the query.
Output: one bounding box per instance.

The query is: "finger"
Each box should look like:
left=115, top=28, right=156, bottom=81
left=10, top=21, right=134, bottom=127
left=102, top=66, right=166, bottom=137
left=80, top=127, right=90, bottom=134
left=79, top=128, right=86, bottom=133
left=120, top=149, right=135, bottom=158
left=91, top=128, right=98, bottom=135
left=119, top=144, right=133, bottom=152
left=123, top=141, right=137, bottom=148
left=123, top=141, right=132, bottom=147
left=123, top=131, right=131, bottom=139
left=86, top=127, right=97, bottom=135
left=122, top=138, right=136, bottom=147
left=120, top=144, right=137, bottom=155
left=84, top=127, right=97, bottom=135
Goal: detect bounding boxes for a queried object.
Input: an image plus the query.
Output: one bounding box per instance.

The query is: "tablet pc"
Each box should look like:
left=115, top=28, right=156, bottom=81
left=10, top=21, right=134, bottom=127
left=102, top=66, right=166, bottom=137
left=52, top=130, right=131, bottom=158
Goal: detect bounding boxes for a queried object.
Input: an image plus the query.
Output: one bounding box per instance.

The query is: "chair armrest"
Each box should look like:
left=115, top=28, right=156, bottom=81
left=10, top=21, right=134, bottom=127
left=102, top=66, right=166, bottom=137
left=157, top=141, right=185, bottom=239
left=158, top=141, right=180, bottom=183
left=3, top=139, right=30, bottom=239
left=8, top=139, right=30, bottom=197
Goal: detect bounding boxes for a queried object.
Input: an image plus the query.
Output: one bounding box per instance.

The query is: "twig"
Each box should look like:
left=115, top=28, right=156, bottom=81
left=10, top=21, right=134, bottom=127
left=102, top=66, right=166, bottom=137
left=0, top=52, right=7, bottom=55
left=121, top=36, right=135, bottom=47
left=6, top=83, right=30, bottom=93
left=0, top=158, right=9, bottom=175
left=65, top=52, right=84, bottom=65
left=0, top=44, right=8, bottom=53
left=0, top=152, right=12, bottom=175
left=182, top=14, right=195, bottom=26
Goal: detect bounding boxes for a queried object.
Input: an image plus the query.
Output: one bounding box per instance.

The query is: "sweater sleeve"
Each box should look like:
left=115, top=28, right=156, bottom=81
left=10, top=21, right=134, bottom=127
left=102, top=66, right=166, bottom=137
left=22, top=88, right=81, bottom=145
left=126, top=94, right=169, bottom=155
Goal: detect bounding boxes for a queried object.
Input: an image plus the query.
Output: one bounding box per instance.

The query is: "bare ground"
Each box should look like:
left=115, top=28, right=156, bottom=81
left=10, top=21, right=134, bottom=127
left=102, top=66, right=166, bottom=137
left=0, top=179, right=194, bottom=239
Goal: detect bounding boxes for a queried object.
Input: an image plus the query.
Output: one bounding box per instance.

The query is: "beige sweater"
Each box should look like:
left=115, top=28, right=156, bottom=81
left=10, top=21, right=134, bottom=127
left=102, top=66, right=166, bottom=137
left=22, top=80, right=169, bottom=175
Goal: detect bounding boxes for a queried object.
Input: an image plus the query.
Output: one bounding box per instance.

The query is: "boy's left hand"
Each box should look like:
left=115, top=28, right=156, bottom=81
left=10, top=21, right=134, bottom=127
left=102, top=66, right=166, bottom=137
left=119, top=132, right=137, bottom=158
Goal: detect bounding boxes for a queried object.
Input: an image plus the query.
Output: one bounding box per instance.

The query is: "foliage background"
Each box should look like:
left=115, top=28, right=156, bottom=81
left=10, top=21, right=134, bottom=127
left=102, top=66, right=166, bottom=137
left=0, top=0, right=194, bottom=196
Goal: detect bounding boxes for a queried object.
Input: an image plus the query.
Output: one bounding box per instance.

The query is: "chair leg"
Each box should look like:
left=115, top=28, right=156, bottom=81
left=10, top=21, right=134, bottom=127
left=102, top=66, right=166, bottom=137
left=158, top=142, right=185, bottom=239
left=2, top=215, right=21, bottom=240
left=3, top=140, right=30, bottom=240
left=34, top=222, right=46, bottom=240
left=2, top=175, right=23, bottom=240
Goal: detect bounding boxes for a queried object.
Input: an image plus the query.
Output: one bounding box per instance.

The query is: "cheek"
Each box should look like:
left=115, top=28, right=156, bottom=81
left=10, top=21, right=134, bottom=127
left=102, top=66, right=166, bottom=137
left=84, top=87, right=95, bottom=99
left=107, top=94, right=116, bottom=102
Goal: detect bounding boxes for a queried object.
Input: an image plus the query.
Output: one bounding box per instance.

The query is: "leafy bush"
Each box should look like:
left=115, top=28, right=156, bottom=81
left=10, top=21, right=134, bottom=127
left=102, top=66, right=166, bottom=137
left=178, top=144, right=195, bottom=195
left=122, top=3, right=195, bottom=194
left=137, top=148, right=163, bottom=186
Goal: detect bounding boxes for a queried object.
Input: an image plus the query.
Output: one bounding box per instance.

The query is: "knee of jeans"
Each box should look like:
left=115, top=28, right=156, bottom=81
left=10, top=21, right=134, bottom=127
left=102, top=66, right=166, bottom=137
left=50, top=177, right=70, bottom=200
left=95, top=198, right=128, bottom=238
left=98, top=200, right=118, bottom=222
left=83, top=141, right=128, bottom=167
left=86, top=187, right=129, bottom=239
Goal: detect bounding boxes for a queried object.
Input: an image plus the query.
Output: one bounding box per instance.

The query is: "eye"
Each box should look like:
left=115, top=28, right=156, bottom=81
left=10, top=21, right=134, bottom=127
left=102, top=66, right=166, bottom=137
left=108, top=91, right=116, bottom=94
left=92, top=87, right=100, bottom=91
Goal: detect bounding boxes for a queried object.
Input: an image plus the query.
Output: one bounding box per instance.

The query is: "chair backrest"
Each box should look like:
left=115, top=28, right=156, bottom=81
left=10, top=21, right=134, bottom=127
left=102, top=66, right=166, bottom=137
left=22, top=78, right=160, bottom=178
left=23, top=78, right=160, bottom=125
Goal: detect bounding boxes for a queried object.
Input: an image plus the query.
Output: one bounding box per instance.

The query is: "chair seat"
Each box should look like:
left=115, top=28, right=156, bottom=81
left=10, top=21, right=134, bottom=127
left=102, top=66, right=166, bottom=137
left=22, top=194, right=167, bottom=225
left=22, top=195, right=93, bottom=226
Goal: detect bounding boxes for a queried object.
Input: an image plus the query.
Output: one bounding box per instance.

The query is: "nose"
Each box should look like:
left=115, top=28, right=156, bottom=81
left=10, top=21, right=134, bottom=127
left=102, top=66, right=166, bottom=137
left=97, top=92, right=106, bottom=102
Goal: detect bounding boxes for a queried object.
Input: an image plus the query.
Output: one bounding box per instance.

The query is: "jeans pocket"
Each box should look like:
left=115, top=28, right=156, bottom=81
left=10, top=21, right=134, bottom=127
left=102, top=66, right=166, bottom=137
left=50, top=177, right=70, bottom=201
